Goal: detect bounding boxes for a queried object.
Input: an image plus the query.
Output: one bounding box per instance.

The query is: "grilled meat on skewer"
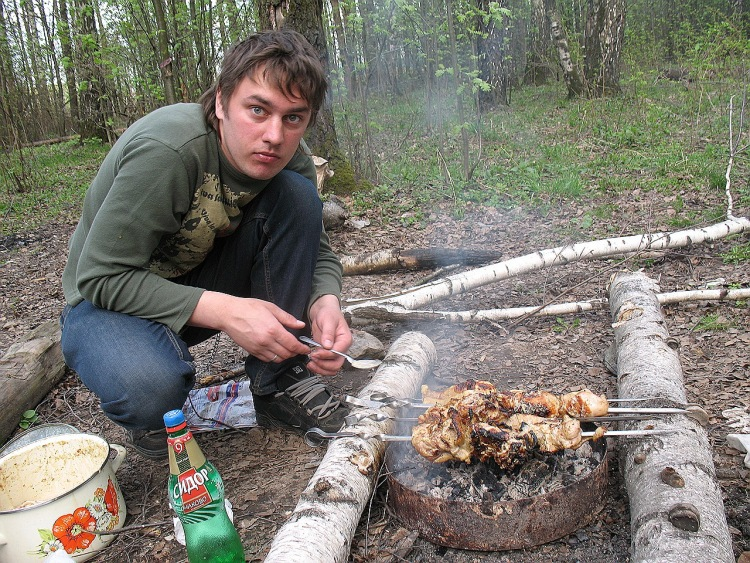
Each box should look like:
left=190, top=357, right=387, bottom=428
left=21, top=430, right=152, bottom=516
left=412, top=381, right=609, bottom=467
left=413, top=412, right=607, bottom=469
left=420, top=380, right=609, bottom=418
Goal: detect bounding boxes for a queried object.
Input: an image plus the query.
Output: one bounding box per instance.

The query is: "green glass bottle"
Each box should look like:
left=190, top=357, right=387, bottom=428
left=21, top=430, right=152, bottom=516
left=164, top=409, right=245, bottom=563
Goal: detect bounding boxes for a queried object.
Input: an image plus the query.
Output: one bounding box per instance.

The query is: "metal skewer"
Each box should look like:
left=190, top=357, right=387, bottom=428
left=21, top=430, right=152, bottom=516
left=608, top=407, right=688, bottom=414
left=346, top=395, right=692, bottom=415
left=303, top=426, right=674, bottom=446
left=344, top=411, right=654, bottom=425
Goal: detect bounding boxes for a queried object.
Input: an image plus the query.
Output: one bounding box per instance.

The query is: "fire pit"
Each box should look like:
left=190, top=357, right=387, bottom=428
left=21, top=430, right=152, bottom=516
left=385, top=428, right=608, bottom=550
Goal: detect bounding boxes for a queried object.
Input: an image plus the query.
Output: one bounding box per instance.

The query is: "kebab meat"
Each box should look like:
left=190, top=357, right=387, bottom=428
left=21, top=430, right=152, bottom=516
left=412, top=380, right=608, bottom=469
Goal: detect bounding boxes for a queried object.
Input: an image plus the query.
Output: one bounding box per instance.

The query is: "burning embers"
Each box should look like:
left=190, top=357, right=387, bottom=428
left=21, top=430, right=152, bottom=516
left=411, top=380, right=608, bottom=469
left=384, top=381, right=611, bottom=550
left=391, top=438, right=604, bottom=504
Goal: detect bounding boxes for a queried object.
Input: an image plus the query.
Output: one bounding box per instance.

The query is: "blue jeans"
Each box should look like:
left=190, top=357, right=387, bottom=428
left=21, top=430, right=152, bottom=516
left=60, top=171, right=322, bottom=431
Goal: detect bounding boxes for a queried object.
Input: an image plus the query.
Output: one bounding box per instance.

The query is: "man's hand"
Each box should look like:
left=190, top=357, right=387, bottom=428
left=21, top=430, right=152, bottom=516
left=305, top=294, right=352, bottom=376
left=188, top=291, right=310, bottom=361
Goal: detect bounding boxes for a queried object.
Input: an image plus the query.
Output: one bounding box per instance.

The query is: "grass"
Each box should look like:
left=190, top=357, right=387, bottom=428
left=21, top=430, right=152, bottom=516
left=721, top=241, right=750, bottom=264
left=0, top=138, right=108, bottom=236
left=1, top=66, right=748, bottom=238
left=337, top=71, right=749, bottom=233
left=692, top=313, right=735, bottom=332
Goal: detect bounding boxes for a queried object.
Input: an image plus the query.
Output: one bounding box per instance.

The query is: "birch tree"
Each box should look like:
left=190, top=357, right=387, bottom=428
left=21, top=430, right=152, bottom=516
left=543, top=0, right=585, bottom=97
left=584, top=0, right=626, bottom=96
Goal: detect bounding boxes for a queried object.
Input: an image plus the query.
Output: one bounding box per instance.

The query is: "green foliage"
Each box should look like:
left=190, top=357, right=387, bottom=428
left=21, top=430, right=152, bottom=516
left=683, top=20, right=750, bottom=78
left=692, top=313, right=734, bottom=332
left=19, top=409, right=38, bottom=430
left=721, top=242, right=750, bottom=264
left=552, top=317, right=581, bottom=333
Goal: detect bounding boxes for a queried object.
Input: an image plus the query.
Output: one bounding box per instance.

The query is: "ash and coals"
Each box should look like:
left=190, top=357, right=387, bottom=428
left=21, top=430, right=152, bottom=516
left=387, top=440, right=604, bottom=503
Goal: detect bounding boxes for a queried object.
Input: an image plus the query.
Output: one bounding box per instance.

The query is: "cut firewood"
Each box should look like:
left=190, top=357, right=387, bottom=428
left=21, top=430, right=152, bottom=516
left=607, top=271, right=733, bottom=563
left=264, top=331, right=436, bottom=563
left=341, top=248, right=505, bottom=275
left=0, top=320, right=66, bottom=445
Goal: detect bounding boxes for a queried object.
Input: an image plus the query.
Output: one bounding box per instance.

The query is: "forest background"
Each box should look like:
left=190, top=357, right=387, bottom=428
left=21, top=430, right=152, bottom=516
left=0, top=0, right=749, bottom=211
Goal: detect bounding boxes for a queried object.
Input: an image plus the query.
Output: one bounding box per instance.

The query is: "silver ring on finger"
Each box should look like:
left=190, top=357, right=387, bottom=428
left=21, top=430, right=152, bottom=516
left=271, top=354, right=279, bottom=362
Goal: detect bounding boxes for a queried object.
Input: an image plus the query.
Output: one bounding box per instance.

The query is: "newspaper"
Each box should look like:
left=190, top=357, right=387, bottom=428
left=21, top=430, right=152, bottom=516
left=182, top=380, right=257, bottom=432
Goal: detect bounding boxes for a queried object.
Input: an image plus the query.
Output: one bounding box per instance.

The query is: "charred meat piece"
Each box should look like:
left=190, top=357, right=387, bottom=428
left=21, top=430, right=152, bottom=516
left=411, top=381, right=609, bottom=466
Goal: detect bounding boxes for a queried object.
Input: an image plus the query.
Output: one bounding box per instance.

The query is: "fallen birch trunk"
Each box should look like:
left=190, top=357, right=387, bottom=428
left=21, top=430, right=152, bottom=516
left=264, top=331, right=436, bottom=563
left=607, top=271, right=733, bottom=563
left=341, top=248, right=505, bottom=275
left=348, top=287, right=750, bottom=324
left=343, top=217, right=750, bottom=318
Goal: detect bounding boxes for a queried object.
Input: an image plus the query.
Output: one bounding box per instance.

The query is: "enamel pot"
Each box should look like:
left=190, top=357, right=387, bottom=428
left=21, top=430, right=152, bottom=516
left=0, top=432, right=127, bottom=562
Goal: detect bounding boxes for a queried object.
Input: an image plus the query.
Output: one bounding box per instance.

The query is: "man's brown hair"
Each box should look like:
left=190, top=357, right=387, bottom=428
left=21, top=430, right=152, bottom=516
left=200, top=28, right=328, bottom=130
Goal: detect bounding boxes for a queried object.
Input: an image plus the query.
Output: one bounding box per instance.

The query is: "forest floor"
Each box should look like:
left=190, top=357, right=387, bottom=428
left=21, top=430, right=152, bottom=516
left=1, top=183, right=749, bottom=562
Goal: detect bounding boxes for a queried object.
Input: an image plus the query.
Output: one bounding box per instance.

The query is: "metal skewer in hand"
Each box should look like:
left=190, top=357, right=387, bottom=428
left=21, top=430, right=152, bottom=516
left=299, top=336, right=382, bottom=369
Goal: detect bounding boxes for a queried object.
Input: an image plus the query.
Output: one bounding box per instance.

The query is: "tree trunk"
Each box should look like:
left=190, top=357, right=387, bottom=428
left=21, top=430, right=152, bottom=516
left=341, top=247, right=507, bottom=275
left=543, top=0, right=585, bottom=98
left=329, top=0, right=355, bottom=97
left=189, top=0, right=211, bottom=92
left=526, top=0, right=554, bottom=85
left=153, top=0, right=177, bottom=105
left=0, top=321, right=67, bottom=445
left=0, top=0, right=20, bottom=146
left=606, top=271, right=733, bottom=563
left=584, top=0, right=625, bottom=96
left=56, top=0, right=79, bottom=126
left=35, top=0, right=66, bottom=136
left=476, top=0, right=511, bottom=109
left=23, top=0, right=51, bottom=137
left=257, top=0, right=362, bottom=194
left=446, top=0, right=471, bottom=180
left=264, top=332, right=436, bottom=562
left=73, top=0, right=111, bottom=141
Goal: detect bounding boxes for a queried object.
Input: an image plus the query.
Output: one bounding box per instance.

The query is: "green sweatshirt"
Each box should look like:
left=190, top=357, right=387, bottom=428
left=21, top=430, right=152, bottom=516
left=62, top=103, right=342, bottom=333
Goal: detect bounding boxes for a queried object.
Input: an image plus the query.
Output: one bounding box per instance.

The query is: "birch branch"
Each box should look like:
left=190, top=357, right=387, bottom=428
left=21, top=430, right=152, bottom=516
left=342, top=218, right=750, bottom=317
left=346, top=288, right=750, bottom=323
left=264, top=332, right=436, bottom=563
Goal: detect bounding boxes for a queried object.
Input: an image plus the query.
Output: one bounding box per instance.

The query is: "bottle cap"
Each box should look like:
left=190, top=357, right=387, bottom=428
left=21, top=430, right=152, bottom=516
left=163, top=409, right=186, bottom=428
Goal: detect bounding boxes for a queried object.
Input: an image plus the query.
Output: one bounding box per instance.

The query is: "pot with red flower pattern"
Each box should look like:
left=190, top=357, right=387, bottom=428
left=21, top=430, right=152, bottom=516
left=0, top=432, right=127, bottom=561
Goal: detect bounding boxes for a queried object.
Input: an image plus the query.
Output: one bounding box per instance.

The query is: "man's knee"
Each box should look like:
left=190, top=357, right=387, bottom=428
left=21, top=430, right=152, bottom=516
left=268, top=170, right=323, bottom=224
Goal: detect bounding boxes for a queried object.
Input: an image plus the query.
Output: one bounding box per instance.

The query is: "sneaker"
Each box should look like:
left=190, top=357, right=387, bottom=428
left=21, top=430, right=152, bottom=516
left=126, top=428, right=168, bottom=460
left=253, top=362, right=349, bottom=434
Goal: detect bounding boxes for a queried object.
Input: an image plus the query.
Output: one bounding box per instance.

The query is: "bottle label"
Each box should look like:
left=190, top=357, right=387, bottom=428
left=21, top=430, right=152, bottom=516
left=173, top=467, right=212, bottom=514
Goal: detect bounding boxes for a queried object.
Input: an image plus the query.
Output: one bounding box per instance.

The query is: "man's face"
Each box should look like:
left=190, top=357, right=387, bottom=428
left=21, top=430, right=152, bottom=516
left=216, top=70, right=312, bottom=180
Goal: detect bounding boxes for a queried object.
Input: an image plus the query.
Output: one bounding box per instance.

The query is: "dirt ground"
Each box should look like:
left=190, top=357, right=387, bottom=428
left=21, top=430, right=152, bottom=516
left=1, top=186, right=749, bottom=562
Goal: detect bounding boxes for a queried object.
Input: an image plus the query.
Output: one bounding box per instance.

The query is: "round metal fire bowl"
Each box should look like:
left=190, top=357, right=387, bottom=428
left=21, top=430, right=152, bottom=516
left=385, top=438, right=608, bottom=551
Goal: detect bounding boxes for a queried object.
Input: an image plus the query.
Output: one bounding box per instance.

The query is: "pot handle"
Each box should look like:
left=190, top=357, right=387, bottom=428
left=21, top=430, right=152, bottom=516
left=109, top=444, right=127, bottom=472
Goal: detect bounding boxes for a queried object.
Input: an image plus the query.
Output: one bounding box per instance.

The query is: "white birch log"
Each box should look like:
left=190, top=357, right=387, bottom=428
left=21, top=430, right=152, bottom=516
left=264, top=331, right=436, bottom=563
left=343, top=217, right=750, bottom=317
left=608, top=271, right=733, bottom=563
left=348, top=287, right=750, bottom=324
